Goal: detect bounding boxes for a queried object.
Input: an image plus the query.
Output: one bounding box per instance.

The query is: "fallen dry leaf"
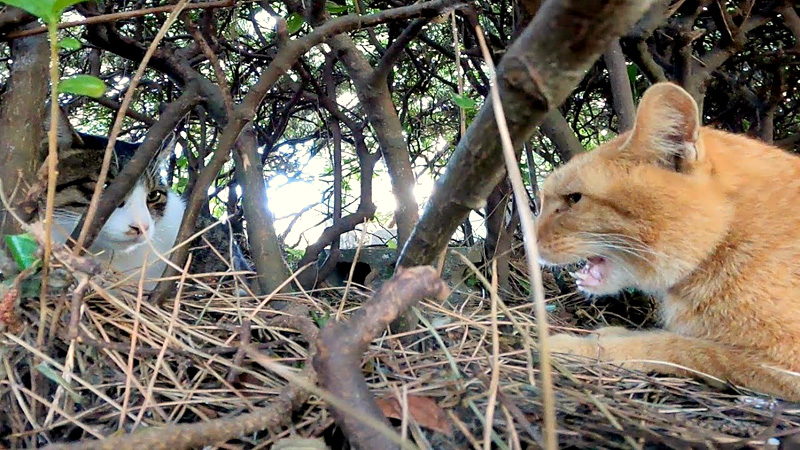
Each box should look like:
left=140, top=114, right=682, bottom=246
left=376, top=394, right=453, bottom=435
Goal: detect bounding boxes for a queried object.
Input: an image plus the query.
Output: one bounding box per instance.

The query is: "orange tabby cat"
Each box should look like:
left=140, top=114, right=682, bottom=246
left=537, top=82, right=800, bottom=400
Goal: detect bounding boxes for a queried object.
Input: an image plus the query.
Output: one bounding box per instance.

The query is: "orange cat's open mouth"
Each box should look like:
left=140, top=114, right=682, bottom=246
left=570, top=256, right=607, bottom=289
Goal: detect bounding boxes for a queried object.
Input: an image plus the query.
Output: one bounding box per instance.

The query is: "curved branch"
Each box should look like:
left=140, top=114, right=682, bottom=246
left=313, top=266, right=449, bottom=450
left=373, top=18, right=432, bottom=81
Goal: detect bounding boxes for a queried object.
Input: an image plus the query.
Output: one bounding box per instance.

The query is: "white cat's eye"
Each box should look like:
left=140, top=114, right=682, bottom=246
left=147, top=190, right=164, bottom=203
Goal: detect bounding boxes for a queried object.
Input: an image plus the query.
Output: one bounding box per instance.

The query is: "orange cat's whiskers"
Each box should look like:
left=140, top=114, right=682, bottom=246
left=577, top=232, right=667, bottom=259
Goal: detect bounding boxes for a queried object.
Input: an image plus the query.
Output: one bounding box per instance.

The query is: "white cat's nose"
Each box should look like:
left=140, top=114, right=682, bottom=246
left=127, top=223, right=149, bottom=236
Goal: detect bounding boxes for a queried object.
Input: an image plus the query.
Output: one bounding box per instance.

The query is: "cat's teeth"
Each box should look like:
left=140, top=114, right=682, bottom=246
left=570, top=271, right=586, bottom=280
left=589, top=263, right=604, bottom=280
left=570, top=260, right=603, bottom=288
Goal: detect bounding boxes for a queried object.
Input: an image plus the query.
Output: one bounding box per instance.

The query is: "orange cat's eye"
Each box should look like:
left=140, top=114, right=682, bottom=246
left=565, top=192, right=582, bottom=206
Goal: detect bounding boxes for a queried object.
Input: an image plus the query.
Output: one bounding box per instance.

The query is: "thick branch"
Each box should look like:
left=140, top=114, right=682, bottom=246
left=397, top=0, right=656, bottom=270
left=0, top=6, right=34, bottom=35
left=0, top=28, right=49, bottom=236
left=780, top=4, right=800, bottom=52
left=232, top=125, right=291, bottom=295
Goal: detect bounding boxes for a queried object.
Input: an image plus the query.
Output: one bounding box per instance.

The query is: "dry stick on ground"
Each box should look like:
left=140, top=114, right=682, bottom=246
left=313, top=266, right=450, bottom=450
left=41, top=306, right=319, bottom=450
left=150, top=0, right=461, bottom=303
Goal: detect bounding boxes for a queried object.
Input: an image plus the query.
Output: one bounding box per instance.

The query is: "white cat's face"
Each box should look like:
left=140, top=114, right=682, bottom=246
left=95, top=183, right=157, bottom=253
left=53, top=182, right=166, bottom=255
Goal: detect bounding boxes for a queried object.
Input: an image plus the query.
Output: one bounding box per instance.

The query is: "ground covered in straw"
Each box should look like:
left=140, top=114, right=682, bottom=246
left=2, top=256, right=799, bottom=449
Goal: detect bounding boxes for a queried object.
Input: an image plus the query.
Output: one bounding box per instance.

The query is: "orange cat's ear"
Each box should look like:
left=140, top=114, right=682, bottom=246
left=627, top=82, right=703, bottom=172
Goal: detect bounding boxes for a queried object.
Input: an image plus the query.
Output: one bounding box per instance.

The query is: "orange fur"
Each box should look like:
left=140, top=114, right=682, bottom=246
left=536, top=82, right=800, bottom=400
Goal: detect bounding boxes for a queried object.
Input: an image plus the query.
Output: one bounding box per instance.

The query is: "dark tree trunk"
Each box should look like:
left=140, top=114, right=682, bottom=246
left=0, top=26, right=49, bottom=237
left=485, top=178, right=512, bottom=292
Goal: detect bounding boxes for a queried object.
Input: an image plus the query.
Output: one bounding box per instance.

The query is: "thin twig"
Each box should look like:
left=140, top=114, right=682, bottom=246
left=473, top=24, right=558, bottom=450
left=3, top=0, right=235, bottom=40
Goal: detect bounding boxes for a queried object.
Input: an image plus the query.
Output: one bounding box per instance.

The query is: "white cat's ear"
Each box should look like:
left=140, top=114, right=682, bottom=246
left=628, top=82, right=703, bottom=172
left=42, top=103, right=84, bottom=149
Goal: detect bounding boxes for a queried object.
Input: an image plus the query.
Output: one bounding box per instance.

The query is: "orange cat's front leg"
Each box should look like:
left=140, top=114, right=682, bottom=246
left=548, top=328, right=800, bottom=401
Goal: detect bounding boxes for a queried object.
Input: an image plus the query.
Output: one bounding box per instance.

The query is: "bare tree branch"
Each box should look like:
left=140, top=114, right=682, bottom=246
left=397, top=0, right=657, bottom=273
left=539, top=110, right=583, bottom=162
left=0, top=27, right=49, bottom=236
left=780, top=4, right=800, bottom=52
left=232, top=124, right=291, bottom=295
left=373, top=18, right=432, bottom=81
left=604, top=38, right=636, bottom=131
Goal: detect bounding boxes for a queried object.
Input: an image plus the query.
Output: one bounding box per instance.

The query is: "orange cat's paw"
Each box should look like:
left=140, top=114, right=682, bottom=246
left=593, top=326, right=635, bottom=338
left=547, top=333, right=600, bottom=358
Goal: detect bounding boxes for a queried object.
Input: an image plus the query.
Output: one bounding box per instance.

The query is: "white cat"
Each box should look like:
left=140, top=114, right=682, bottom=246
left=48, top=112, right=186, bottom=291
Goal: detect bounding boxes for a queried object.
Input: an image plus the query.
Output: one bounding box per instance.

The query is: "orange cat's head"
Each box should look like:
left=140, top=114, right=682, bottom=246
left=536, top=82, right=734, bottom=296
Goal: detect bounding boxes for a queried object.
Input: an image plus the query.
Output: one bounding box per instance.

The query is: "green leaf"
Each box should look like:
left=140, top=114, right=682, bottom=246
left=286, top=13, right=304, bottom=34
left=4, top=234, right=39, bottom=270
left=59, top=37, right=81, bottom=50
left=326, top=3, right=348, bottom=13
left=35, top=362, right=85, bottom=404
left=52, top=0, right=88, bottom=14
left=310, top=310, right=330, bottom=328
left=58, top=75, right=107, bottom=98
left=0, top=0, right=55, bottom=22
left=452, top=93, right=476, bottom=110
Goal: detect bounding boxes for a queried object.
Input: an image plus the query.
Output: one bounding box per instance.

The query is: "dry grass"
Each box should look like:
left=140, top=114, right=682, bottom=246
left=2, top=246, right=799, bottom=449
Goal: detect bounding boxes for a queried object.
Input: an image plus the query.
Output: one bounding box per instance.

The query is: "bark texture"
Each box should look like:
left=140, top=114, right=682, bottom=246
left=0, top=28, right=49, bottom=237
